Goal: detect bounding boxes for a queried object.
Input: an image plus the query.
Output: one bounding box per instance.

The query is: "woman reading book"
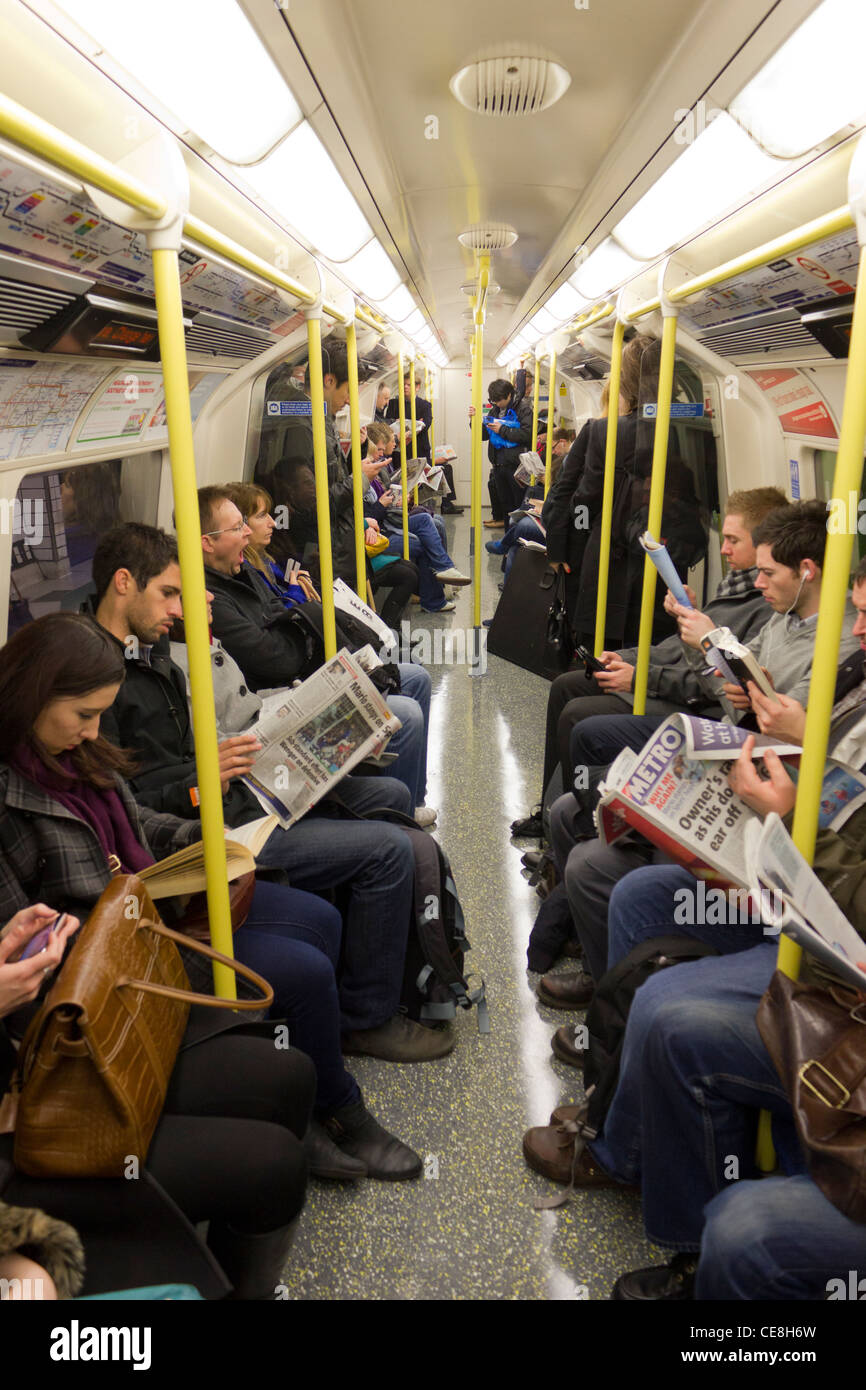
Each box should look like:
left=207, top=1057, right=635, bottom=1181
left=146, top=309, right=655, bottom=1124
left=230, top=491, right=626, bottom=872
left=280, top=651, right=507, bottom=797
left=0, top=615, right=424, bottom=1281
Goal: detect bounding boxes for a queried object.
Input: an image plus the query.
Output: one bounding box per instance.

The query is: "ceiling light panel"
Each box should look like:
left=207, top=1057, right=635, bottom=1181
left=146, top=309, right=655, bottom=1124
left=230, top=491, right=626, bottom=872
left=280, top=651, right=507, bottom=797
left=613, top=112, right=784, bottom=259
left=242, top=123, right=371, bottom=262
left=342, top=240, right=402, bottom=300
left=377, top=284, right=417, bottom=321
left=52, top=0, right=301, bottom=164
left=546, top=282, right=589, bottom=322
left=573, top=238, right=646, bottom=300
left=729, top=0, right=866, bottom=158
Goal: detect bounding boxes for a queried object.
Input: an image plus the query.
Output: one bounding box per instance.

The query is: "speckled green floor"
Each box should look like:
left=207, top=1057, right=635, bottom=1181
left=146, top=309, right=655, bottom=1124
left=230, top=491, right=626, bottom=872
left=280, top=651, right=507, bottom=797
left=284, top=514, right=658, bottom=1300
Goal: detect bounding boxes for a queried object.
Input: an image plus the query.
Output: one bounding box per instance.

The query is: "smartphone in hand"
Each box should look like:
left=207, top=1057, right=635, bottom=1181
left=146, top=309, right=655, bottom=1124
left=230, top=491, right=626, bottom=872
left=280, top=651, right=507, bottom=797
left=16, top=913, right=67, bottom=962
left=575, top=644, right=606, bottom=676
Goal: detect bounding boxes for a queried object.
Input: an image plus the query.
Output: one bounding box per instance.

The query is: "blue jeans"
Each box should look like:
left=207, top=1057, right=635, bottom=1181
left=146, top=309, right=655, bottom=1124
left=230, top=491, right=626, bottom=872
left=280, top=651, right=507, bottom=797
left=385, top=513, right=453, bottom=610
left=234, top=881, right=359, bottom=1115
left=698, top=1176, right=866, bottom=1300
left=386, top=661, right=431, bottom=805
left=589, top=942, right=801, bottom=1249
left=503, top=515, right=545, bottom=578
left=606, top=864, right=768, bottom=972
left=256, top=774, right=414, bottom=1031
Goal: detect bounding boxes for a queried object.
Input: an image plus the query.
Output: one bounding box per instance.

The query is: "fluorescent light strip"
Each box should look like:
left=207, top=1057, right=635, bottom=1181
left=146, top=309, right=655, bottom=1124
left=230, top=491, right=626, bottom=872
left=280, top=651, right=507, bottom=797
left=52, top=0, right=301, bottom=164
left=342, top=239, right=402, bottom=300
left=573, top=237, right=646, bottom=300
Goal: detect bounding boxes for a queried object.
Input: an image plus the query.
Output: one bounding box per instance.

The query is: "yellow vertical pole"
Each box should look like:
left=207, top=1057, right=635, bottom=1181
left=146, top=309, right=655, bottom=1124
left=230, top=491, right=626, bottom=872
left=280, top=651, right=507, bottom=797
left=543, top=349, right=557, bottom=497
left=593, top=319, right=626, bottom=656
left=151, top=247, right=235, bottom=998
left=410, top=358, right=419, bottom=504
left=786, top=243, right=866, bottom=954
left=472, top=317, right=484, bottom=629
left=306, top=315, right=337, bottom=658
left=397, top=349, right=409, bottom=559
left=531, top=357, right=541, bottom=450
left=344, top=319, right=367, bottom=599
left=633, top=314, right=678, bottom=715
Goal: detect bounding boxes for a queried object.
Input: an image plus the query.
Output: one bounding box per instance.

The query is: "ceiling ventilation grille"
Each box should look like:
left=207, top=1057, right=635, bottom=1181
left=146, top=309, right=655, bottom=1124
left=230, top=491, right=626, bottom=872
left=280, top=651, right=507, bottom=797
left=185, top=320, right=274, bottom=360
left=698, top=320, right=822, bottom=359
left=450, top=56, right=570, bottom=116
left=458, top=223, right=518, bottom=251
left=0, top=276, right=78, bottom=343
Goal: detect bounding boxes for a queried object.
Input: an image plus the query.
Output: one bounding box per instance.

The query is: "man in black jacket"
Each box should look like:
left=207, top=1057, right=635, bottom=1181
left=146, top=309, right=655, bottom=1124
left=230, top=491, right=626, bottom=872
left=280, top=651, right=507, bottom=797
left=470, top=377, right=533, bottom=523
left=383, top=376, right=463, bottom=515
left=91, top=523, right=453, bottom=1067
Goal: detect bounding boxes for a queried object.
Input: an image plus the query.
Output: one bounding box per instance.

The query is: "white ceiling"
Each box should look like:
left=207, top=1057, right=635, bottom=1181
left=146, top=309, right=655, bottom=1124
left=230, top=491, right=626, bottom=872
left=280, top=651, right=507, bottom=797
left=244, top=0, right=821, bottom=363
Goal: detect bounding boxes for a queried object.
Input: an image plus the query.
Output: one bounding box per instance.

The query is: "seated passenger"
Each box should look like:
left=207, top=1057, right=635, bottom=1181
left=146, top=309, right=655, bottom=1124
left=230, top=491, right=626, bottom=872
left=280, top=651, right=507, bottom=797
left=221, top=480, right=319, bottom=608
left=536, top=548, right=866, bottom=1010
left=524, top=718, right=866, bottom=1301
left=89, top=525, right=450, bottom=1067
left=486, top=428, right=575, bottom=578
left=195, top=490, right=433, bottom=816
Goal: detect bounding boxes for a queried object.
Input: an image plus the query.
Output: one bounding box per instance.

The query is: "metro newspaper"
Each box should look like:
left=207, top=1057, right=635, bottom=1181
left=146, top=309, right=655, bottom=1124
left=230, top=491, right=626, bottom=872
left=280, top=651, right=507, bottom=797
left=595, top=713, right=866, bottom=890
left=242, top=647, right=401, bottom=828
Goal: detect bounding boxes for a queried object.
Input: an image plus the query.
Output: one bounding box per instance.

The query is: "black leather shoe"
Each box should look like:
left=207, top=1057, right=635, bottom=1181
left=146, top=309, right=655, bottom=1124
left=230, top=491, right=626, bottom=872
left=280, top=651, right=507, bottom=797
left=611, top=1253, right=697, bottom=1301
left=441, top=502, right=464, bottom=514
left=537, top=970, right=594, bottom=1010
left=324, top=1102, right=422, bottom=1181
left=511, top=807, right=543, bottom=838
left=305, top=1119, right=367, bottom=1181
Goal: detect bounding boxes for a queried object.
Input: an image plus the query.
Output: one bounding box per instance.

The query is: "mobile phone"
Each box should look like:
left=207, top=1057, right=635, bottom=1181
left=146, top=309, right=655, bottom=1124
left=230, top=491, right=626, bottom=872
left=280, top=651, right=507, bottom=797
left=575, top=644, right=606, bottom=675
left=18, top=913, right=67, bottom=962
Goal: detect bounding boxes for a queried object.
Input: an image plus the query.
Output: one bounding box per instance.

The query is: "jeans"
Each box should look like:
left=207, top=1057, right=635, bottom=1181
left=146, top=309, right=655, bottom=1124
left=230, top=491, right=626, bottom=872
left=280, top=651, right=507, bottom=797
left=606, top=863, right=768, bottom=972
left=698, top=1176, right=866, bottom=1300
left=589, top=942, right=800, bottom=1249
left=233, top=880, right=359, bottom=1115
left=386, top=512, right=454, bottom=611
left=387, top=661, right=431, bottom=805
left=503, top=515, right=545, bottom=578
left=569, top=711, right=669, bottom=782
left=256, top=774, right=414, bottom=1031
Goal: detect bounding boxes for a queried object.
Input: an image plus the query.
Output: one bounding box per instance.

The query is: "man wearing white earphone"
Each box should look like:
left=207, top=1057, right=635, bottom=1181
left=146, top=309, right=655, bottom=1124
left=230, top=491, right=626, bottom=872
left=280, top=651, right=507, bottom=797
left=709, top=499, right=861, bottom=723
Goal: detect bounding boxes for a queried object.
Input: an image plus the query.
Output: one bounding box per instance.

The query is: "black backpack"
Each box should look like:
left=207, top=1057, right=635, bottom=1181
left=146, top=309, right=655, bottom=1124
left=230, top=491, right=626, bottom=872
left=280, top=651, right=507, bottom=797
left=269, top=600, right=402, bottom=696
left=328, top=800, right=488, bottom=1033
left=536, top=935, right=717, bottom=1209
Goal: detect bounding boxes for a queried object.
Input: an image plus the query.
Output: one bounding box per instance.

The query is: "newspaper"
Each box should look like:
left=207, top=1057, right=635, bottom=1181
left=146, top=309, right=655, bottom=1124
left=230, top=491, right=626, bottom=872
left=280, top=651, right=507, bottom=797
left=333, top=577, right=395, bottom=649
left=514, top=451, right=546, bottom=486
left=241, top=648, right=402, bottom=828
left=595, top=713, right=866, bottom=888
left=745, top=814, right=866, bottom=991
left=639, top=531, right=693, bottom=609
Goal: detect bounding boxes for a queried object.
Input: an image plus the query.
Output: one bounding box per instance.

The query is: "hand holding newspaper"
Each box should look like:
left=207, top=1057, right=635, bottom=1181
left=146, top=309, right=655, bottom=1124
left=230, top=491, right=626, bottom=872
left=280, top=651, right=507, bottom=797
left=595, top=713, right=866, bottom=888
left=745, top=814, right=866, bottom=992
left=638, top=531, right=693, bottom=609
left=241, top=648, right=402, bottom=828
left=514, top=451, right=546, bottom=487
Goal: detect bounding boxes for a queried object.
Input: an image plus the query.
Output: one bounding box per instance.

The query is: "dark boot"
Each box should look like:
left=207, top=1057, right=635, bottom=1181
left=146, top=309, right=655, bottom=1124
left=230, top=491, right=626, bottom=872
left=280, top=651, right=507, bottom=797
left=305, top=1119, right=367, bottom=1181
left=324, top=1101, right=422, bottom=1181
left=208, top=1218, right=299, bottom=1300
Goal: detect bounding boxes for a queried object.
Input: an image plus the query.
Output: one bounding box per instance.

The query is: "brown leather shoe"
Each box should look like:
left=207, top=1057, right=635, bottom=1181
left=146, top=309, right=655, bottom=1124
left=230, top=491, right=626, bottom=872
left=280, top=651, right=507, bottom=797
left=537, top=970, right=594, bottom=1010
left=549, top=1102, right=583, bottom=1126
left=551, top=1024, right=586, bottom=1069
left=560, top=938, right=583, bottom=960
left=522, top=1125, right=625, bottom=1188
left=483, top=519, right=505, bottom=529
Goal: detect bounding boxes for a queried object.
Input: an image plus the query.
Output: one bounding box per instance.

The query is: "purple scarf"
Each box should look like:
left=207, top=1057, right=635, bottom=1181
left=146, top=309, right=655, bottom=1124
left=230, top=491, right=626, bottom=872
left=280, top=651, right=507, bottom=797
left=12, top=745, right=154, bottom=874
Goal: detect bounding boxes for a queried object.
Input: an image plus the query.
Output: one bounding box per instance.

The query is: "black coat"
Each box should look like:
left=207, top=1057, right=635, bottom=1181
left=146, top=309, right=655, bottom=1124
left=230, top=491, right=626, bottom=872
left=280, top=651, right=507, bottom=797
left=482, top=394, right=533, bottom=473
left=206, top=563, right=317, bottom=692
left=386, top=394, right=432, bottom=462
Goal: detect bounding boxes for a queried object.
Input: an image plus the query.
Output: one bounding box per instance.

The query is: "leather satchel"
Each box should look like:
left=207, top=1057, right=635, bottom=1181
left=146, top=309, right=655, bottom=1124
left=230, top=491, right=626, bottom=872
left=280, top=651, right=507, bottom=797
left=10, top=875, right=274, bottom=1180
left=757, top=968, right=866, bottom=1221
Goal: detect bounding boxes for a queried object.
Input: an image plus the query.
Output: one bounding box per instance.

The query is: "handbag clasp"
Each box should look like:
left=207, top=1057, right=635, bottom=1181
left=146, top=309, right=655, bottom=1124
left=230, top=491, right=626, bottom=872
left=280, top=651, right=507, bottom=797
left=799, top=1059, right=851, bottom=1109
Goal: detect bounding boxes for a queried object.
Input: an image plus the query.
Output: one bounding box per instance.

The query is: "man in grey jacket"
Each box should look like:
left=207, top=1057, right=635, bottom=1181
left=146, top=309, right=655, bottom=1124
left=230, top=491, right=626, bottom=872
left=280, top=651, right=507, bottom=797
left=513, top=488, right=786, bottom=835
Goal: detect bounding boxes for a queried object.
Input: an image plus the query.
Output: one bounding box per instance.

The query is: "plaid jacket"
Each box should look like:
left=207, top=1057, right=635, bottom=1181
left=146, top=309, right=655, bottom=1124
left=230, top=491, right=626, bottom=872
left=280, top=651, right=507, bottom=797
left=0, top=762, right=201, bottom=924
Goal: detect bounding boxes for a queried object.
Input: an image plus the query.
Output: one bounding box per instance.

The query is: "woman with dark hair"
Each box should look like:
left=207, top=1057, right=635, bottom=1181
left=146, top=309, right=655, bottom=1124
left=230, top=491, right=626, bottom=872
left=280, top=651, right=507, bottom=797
left=0, top=614, right=423, bottom=1294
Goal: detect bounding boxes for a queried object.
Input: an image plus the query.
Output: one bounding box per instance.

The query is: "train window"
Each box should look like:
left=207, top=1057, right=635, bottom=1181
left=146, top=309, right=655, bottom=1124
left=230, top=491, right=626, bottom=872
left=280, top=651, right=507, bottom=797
left=8, top=452, right=163, bottom=634
left=813, top=448, right=866, bottom=562
left=251, top=355, right=311, bottom=490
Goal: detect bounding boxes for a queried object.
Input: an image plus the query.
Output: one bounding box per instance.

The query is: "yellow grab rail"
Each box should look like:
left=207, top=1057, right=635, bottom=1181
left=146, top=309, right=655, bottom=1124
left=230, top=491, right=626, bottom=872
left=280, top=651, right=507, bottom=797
left=633, top=314, right=679, bottom=714
left=151, top=247, right=235, bottom=998
left=410, top=359, right=419, bottom=505
left=306, top=315, right=337, bottom=658
left=344, top=319, right=367, bottom=598
left=782, top=242, right=866, bottom=974
left=543, top=350, right=557, bottom=496
left=531, top=357, right=542, bottom=450
left=472, top=319, right=484, bottom=629
left=593, top=319, right=626, bottom=656
left=397, top=350, right=409, bottom=560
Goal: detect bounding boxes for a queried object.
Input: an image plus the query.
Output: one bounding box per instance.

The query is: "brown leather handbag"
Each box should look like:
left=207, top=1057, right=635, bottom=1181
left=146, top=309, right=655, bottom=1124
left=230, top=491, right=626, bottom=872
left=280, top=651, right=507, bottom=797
left=757, top=968, right=866, bottom=1221
left=9, top=875, right=274, bottom=1180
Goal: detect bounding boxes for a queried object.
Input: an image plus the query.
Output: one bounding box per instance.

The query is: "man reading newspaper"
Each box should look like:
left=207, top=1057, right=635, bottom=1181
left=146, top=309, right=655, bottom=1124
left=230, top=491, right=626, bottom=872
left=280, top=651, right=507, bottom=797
left=533, top=552, right=866, bottom=1014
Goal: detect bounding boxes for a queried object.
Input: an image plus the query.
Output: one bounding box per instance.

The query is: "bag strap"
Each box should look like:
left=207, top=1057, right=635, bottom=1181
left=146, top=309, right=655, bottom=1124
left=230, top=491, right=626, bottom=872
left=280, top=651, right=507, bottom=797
left=116, top=918, right=274, bottom=1012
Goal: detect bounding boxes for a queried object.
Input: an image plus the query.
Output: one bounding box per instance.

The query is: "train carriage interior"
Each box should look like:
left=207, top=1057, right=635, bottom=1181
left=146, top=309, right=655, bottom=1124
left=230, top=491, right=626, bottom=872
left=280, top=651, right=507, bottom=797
left=0, top=0, right=865, bottom=1322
